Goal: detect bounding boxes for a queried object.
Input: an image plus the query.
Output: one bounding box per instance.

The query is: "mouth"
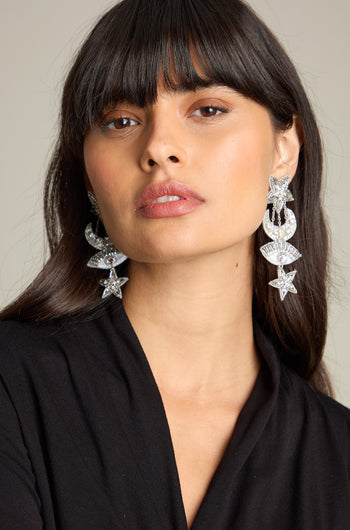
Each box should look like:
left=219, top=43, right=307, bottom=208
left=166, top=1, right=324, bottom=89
left=151, top=195, right=185, bottom=204
left=136, top=181, right=204, bottom=219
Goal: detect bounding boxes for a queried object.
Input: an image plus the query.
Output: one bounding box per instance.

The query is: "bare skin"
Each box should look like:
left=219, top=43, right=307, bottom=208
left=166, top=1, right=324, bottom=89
left=123, top=249, right=260, bottom=527
left=84, top=85, right=300, bottom=527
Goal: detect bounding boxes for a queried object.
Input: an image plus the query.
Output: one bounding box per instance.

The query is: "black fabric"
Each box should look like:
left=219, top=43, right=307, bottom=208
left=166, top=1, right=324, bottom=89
left=0, top=299, right=349, bottom=529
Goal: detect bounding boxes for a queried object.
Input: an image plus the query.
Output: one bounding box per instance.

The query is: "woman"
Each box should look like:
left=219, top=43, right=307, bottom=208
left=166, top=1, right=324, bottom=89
left=0, top=0, right=349, bottom=528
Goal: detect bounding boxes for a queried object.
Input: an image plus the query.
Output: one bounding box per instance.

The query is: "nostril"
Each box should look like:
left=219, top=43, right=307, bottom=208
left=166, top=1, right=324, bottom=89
left=146, top=155, right=179, bottom=167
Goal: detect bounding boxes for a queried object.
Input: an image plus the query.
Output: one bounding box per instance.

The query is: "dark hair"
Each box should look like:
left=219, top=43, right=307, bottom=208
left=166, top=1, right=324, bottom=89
left=0, top=0, right=332, bottom=394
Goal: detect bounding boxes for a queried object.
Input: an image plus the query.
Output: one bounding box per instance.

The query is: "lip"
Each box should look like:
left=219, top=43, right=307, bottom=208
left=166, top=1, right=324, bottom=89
left=136, top=180, right=205, bottom=219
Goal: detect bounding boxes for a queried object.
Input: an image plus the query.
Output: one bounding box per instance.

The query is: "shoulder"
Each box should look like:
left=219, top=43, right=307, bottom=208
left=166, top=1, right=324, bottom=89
left=0, top=319, right=74, bottom=398
left=281, top=362, right=350, bottom=415
left=0, top=300, right=126, bottom=380
left=0, top=312, right=103, bottom=383
left=0, top=319, right=60, bottom=361
left=0, top=318, right=70, bottom=365
left=255, top=321, right=350, bottom=433
left=0, top=312, right=112, bottom=421
left=279, top=363, right=350, bottom=447
left=0, top=300, right=119, bottom=357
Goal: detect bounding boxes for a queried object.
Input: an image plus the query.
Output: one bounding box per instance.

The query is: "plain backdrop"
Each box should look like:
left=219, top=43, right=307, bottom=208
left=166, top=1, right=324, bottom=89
left=1, top=0, right=349, bottom=406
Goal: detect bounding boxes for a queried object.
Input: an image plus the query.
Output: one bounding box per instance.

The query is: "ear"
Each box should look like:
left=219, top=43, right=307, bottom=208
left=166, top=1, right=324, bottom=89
left=272, top=117, right=302, bottom=182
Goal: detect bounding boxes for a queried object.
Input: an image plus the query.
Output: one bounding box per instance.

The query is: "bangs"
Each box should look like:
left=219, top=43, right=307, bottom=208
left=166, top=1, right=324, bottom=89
left=67, top=0, right=296, bottom=135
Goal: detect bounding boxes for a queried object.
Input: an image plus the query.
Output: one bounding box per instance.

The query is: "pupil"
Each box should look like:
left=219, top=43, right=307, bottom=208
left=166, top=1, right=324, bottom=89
left=204, top=107, right=214, bottom=116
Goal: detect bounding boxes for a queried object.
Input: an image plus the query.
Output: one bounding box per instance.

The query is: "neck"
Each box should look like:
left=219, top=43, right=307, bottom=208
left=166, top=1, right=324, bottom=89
left=122, top=240, right=260, bottom=400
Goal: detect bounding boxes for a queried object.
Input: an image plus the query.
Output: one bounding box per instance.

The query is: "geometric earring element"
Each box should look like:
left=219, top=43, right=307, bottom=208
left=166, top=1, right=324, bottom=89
left=260, top=175, right=302, bottom=300
left=85, top=193, right=129, bottom=299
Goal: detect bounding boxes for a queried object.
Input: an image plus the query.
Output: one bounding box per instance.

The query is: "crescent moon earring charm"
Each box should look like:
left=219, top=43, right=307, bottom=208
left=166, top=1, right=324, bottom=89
left=260, top=175, right=302, bottom=301
left=85, top=193, right=129, bottom=299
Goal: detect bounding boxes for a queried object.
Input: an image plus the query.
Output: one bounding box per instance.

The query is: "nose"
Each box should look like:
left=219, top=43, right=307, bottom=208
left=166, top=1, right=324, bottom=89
left=139, top=118, right=187, bottom=172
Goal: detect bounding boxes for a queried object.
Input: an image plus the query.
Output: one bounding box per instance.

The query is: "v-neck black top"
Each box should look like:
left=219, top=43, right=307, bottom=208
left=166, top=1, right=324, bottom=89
left=0, top=299, right=349, bottom=529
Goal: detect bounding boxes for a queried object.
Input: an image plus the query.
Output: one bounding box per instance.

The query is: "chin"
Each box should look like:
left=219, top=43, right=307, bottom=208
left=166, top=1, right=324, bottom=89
left=120, top=226, right=203, bottom=262
left=127, top=246, right=203, bottom=265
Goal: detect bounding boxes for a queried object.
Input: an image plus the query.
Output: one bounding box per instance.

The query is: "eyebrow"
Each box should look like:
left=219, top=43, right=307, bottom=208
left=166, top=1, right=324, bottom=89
left=152, top=83, right=237, bottom=104
left=102, top=84, right=236, bottom=114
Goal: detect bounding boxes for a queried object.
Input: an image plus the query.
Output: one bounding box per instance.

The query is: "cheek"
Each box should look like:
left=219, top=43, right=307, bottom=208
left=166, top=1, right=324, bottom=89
left=84, top=140, right=115, bottom=191
left=83, top=148, right=120, bottom=239
left=212, top=133, right=273, bottom=196
left=206, top=131, right=273, bottom=234
left=83, top=138, right=131, bottom=218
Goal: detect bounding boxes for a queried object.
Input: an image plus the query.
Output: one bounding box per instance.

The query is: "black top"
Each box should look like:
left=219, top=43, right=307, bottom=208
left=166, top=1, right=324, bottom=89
left=0, top=299, right=349, bottom=530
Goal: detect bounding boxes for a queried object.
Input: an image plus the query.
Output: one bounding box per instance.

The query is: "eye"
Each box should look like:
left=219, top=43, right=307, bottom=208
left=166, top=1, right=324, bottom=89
left=104, top=117, right=139, bottom=130
left=191, top=106, right=227, bottom=118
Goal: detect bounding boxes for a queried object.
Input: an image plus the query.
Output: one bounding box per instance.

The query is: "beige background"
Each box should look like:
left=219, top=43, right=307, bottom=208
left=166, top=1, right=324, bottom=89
left=1, top=0, right=349, bottom=406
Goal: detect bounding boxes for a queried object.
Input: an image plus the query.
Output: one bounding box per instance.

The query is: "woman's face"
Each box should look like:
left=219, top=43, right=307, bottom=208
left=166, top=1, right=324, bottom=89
left=84, top=86, right=284, bottom=264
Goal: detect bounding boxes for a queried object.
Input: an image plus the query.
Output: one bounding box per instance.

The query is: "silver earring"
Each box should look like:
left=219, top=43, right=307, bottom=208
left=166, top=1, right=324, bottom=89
left=88, top=191, right=102, bottom=218
left=85, top=193, right=129, bottom=299
left=260, top=175, right=302, bottom=301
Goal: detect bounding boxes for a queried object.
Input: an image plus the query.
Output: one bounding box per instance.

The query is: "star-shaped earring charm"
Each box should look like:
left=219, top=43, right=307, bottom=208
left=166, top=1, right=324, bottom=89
left=269, top=267, right=297, bottom=301
left=99, top=268, right=129, bottom=299
left=268, top=175, right=294, bottom=214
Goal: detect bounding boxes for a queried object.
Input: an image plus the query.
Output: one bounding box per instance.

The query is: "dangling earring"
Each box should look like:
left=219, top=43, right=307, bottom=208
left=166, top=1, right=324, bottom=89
left=260, top=175, right=302, bottom=301
left=85, top=192, right=129, bottom=299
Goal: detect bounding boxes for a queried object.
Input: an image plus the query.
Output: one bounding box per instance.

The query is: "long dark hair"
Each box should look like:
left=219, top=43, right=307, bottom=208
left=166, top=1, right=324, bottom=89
left=1, top=0, right=332, bottom=394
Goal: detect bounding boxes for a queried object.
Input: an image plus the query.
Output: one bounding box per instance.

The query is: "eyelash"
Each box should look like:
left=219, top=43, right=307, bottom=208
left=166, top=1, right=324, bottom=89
left=101, top=105, right=229, bottom=131
left=102, top=117, right=139, bottom=130
left=191, top=106, right=228, bottom=118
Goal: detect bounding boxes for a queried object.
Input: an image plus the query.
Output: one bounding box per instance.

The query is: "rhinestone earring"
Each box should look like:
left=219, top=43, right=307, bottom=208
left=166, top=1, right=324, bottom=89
left=85, top=192, right=129, bottom=299
left=260, top=175, right=302, bottom=301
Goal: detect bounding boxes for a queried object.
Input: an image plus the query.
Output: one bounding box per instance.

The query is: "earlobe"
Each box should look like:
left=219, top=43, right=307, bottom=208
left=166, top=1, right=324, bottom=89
left=273, top=118, right=302, bottom=181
